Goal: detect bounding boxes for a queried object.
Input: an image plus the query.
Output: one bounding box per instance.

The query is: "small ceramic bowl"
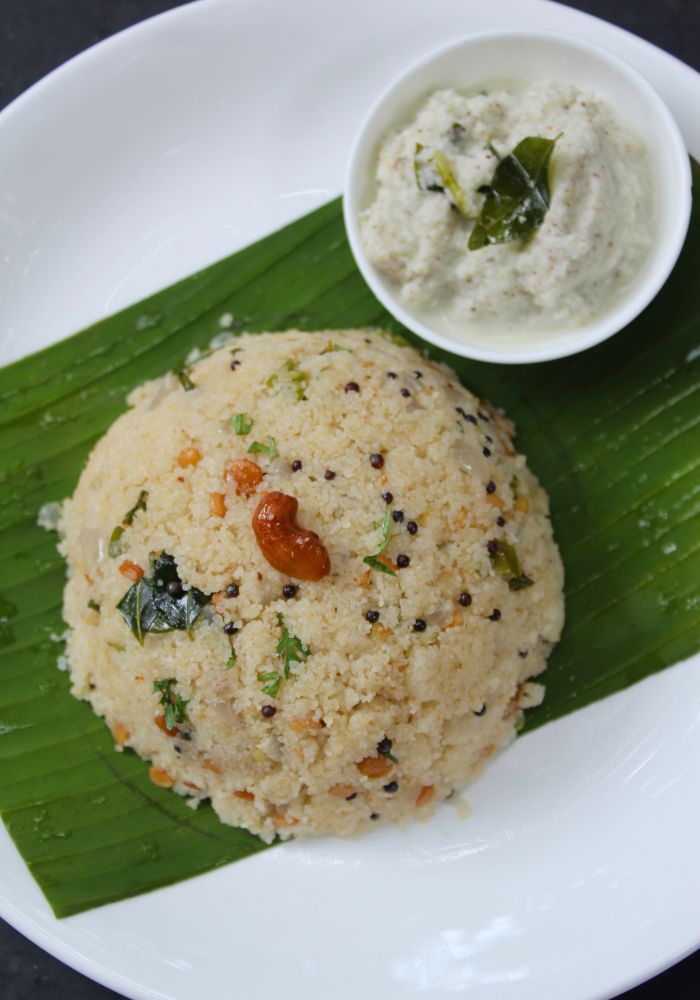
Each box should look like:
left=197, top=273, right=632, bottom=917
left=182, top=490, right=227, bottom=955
left=344, top=30, right=691, bottom=364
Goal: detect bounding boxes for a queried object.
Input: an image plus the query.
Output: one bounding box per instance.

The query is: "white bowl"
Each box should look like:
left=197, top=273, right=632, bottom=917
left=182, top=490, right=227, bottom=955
left=344, top=30, right=692, bottom=364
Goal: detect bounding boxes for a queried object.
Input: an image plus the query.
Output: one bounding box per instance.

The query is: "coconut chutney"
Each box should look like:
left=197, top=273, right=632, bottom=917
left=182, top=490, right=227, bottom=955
left=360, top=81, right=654, bottom=335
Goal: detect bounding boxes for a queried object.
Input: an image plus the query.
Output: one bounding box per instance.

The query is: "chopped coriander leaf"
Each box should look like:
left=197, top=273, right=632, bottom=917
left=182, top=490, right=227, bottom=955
left=258, top=670, right=283, bottom=698
left=363, top=555, right=396, bottom=576
left=378, top=746, right=399, bottom=764
left=510, top=475, right=520, bottom=498
left=258, top=615, right=312, bottom=697
left=247, top=436, right=278, bottom=458
left=276, top=612, right=311, bottom=677
left=231, top=412, right=254, bottom=436
left=509, top=575, right=535, bottom=591
left=226, top=637, right=237, bottom=669
left=176, top=371, right=196, bottom=391
left=87, top=599, right=100, bottom=612
left=363, top=510, right=396, bottom=576
left=153, top=677, right=189, bottom=730
left=374, top=509, right=392, bottom=555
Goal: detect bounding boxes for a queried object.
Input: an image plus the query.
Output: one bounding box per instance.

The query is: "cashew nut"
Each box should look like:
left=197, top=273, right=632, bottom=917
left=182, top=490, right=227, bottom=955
left=252, top=492, right=331, bottom=581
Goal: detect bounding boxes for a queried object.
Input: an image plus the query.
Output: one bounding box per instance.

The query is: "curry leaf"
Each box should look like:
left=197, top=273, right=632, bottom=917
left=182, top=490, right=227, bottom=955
left=469, top=135, right=560, bottom=250
left=117, top=553, right=210, bottom=642
left=433, top=150, right=471, bottom=217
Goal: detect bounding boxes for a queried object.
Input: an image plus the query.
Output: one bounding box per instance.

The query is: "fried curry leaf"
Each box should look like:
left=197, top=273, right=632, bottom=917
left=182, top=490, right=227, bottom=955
left=433, top=150, right=471, bottom=217
left=469, top=135, right=560, bottom=250
left=117, top=553, right=210, bottom=643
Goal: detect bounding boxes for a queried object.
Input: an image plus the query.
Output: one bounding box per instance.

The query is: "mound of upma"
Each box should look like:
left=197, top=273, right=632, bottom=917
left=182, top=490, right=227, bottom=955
left=58, top=329, right=564, bottom=842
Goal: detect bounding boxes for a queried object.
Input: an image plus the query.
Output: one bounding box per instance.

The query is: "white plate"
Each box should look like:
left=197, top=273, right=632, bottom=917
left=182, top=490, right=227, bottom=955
left=1, top=1, right=699, bottom=998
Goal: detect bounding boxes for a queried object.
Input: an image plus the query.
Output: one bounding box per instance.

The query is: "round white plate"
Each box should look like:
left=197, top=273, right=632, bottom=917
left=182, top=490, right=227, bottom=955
left=1, top=2, right=699, bottom=998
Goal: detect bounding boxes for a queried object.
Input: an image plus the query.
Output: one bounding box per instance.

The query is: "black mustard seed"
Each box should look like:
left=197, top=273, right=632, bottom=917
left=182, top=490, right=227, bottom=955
left=225, top=582, right=240, bottom=598
left=283, top=584, right=298, bottom=599
left=412, top=618, right=427, bottom=632
left=370, top=453, right=385, bottom=469
left=261, top=705, right=276, bottom=718
left=366, top=609, right=380, bottom=623
left=458, top=591, right=472, bottom=607
left=396, top=554, right=410, bottom=568
left=291, top=459, right=302, bottom=472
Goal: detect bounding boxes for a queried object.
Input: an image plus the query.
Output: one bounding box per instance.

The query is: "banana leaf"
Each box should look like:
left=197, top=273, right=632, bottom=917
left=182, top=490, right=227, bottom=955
left=1, top=164, right=698, bottom=918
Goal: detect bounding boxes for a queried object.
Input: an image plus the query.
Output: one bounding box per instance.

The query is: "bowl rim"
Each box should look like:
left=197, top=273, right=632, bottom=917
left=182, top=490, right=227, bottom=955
left=343, top=27, right=693, bottom=365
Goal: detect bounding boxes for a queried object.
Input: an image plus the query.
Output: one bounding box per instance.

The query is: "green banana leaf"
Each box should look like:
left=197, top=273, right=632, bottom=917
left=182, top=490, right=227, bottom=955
left=1, top=164, right=698, bottom=918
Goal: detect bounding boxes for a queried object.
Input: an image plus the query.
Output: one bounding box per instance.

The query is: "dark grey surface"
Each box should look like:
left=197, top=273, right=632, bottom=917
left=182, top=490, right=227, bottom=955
left=1, top=1, right=698, bottom=998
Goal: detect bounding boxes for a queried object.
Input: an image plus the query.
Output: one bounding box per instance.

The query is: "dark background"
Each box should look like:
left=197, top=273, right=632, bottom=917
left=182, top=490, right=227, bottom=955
left=0, top=1, right=698, bottom=997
